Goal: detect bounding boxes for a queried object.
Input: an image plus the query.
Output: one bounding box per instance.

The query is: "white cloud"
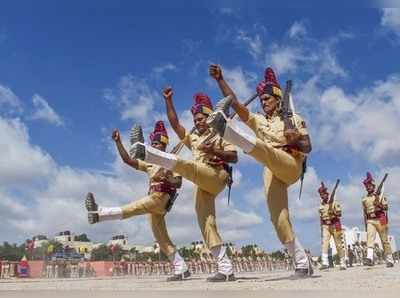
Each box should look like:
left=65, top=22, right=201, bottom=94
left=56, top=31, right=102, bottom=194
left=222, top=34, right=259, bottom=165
left=222, top=66, right=256, bottom=100
left=30, top=94, right=64, bottom=126
left=288, top=21, right=307, bottom=39
left=381, top=8, right=400, bottom=36
left=236, top=29, right=263, bottom=61
left=267, top=36, right=347, bottom=78
left=233, top=22, right=349, bottom=78
left=269, top=45, right=304, bottom=74
left=0, top=84, right=23, bottom=114
left=302, top=74, right=400, bottom=164
left=104, top=74, right=157, bottom=124
left=0, top=117, right=56, bottom=187
left=152, top=63, right=177, bottom=81
left=152, top=63, right=176, bottom=74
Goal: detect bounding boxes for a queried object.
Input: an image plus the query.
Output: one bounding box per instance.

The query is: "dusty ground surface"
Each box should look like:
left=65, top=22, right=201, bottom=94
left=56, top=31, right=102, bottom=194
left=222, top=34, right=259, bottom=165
left=0, top=264, right=399, bottom=297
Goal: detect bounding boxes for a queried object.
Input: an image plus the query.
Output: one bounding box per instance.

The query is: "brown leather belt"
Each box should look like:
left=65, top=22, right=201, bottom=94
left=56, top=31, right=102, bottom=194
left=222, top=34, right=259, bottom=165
left=366, top=211, right=384, bottom=220
left=149, top=184, right=176, bottom=195
left=321, top=218, right=340, bottom=226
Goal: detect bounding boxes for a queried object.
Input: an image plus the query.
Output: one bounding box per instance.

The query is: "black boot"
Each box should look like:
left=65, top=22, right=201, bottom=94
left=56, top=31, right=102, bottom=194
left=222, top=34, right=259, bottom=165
left=206, top=272, right=236, bottom=282
left=320, top=264, right=329, bottom=270
left=85, top=192, right=99, bottom=224
left=386, top=262, right=394, bottom=268
left=364, top=258, right=374, bottom=266
left=166, top=270, right=191, bottom=282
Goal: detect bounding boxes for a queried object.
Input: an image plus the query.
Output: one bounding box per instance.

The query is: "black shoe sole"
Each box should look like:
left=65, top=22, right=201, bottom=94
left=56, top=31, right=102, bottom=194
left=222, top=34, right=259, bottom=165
left=206, top=273, right=236, bottom=282
left=214, top=95, right=233, bottom=116
left=85, top=192, right=99, bottom=224
left=206, top=112, right=226, bottom=136
left=130, top=125, right=144, bottom=145
left=166, top=270, right=191, bottom=282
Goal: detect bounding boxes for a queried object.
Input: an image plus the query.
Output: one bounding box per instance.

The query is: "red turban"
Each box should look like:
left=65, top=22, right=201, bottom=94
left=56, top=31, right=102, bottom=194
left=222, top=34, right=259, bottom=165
left=318, top=182, right=328, bottom=195
left=191, top=92, right=213, bottom=116
left=363, top=172, right=375, bottom=187
left=256, top=67, right=282, bottom=98
left=149, top=121, right=169, bottom=145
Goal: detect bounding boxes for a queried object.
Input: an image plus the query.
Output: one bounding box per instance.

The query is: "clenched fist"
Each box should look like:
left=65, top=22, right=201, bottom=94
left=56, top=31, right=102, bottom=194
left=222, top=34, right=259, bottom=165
left=163, top=86, right=173, bottom=101
left=209, top=64, right=223, bottom=81
left=112, top=129, right=121, bottom=142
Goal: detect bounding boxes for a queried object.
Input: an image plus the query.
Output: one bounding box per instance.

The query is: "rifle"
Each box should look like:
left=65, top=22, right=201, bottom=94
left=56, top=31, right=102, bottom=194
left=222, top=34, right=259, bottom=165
left=373, top=173, right=388, bottom=206
left=328, top=179, right=340, bottom=217
left=374, top=173, right=389, bottom=224
left=375, top=173, right=388, bottom=198
left=281, top=80, right=295, bottom=131
left=280, top=80, right=307, bottom=200
left=281, top=80, right=312, bottom=156
left=329, top=179, right=340, bottom=205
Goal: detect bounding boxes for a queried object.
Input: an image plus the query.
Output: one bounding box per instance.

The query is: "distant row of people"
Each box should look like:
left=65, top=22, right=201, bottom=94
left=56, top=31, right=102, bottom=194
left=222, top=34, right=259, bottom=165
left=109, top=257, right=292, bottom=277
left=0, top=261, right=17, bottom=279
left=43, top=261, right=95, bottom=279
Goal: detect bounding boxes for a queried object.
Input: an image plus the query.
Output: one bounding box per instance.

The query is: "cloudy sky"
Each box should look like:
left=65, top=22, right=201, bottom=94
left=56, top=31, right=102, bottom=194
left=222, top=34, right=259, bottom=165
left=1, top=3, right=400, bottom=254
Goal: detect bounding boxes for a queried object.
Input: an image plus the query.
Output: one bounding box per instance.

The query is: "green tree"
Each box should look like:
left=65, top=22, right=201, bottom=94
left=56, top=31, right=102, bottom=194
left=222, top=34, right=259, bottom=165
left=91, top=245, right=112, bottom=261
left=241, top=245, right=256, bottom=257
left=0, top=242, right=25, bottom=261
left=270, top=250, right=285, bottom=261
left=74, top=234, right=91, bottom=242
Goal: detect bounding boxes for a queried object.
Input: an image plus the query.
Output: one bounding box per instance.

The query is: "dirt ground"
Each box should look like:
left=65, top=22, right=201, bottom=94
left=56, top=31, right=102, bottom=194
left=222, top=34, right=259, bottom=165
left=0, top=264, right=399, bottom=298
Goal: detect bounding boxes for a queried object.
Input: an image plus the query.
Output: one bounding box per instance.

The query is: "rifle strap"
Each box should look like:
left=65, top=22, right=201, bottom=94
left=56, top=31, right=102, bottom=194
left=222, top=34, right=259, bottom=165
left=225, top=165, right=233, bottom=205
left=298, top=157, right=307, bottom=200
left=228, top=183, right=232, bottom=205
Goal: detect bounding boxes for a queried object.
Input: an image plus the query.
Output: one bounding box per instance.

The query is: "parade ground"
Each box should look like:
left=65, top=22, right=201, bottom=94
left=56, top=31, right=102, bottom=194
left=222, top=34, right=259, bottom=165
left=1, top=264, right=399, bottom=298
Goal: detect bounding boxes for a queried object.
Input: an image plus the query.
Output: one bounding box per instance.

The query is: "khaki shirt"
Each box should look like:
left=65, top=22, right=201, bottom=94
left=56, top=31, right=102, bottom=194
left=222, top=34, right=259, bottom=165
left=319, top=201, right=341, bottom=222
left=362, top=195, right=388, bottom=215
left=181, top=128, right=236, bottom=167
left=137, top=160, right=181, bottom=188
left=246, top=111, right=309, bottom=156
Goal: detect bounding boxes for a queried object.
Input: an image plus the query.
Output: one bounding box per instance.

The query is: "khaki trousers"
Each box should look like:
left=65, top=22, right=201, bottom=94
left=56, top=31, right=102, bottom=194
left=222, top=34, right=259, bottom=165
left=173, top=158, right=228, bottom=249
left=366, top=219, right=392, bottom=257
left=121, top=192, right=176, bottom=256
left=249, top=139, right=303, bottom=244
left=321, top=225, right=345, bottom=258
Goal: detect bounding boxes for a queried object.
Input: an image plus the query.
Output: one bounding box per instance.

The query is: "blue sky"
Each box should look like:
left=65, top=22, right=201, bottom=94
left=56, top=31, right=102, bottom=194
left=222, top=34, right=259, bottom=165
left=1, top=3, right=400, bottom=254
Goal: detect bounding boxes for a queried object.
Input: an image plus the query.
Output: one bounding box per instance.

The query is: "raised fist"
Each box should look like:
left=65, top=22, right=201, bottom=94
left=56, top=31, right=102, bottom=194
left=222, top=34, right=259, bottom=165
left=209, top=64, right=223, bottom=81
left=163, top=86, right=173, bottom=101
left=112, top=129, right=121, bottom=142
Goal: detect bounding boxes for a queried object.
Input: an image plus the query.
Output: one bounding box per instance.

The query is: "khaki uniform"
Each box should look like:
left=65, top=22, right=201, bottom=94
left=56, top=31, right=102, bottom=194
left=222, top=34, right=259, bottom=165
left=245, top=112, right=308, bottom=243
left=319, top=201, right=345, bottom=258
left=172, top=128, right=234, bottom=249
left=362, top=195, right=392, bottom=257
left=121, top=160, right=180, bottom=256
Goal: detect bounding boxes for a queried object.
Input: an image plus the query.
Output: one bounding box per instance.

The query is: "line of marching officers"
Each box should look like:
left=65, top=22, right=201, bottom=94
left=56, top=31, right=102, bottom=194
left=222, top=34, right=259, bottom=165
left=318, top=172, right=394, bottom=270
